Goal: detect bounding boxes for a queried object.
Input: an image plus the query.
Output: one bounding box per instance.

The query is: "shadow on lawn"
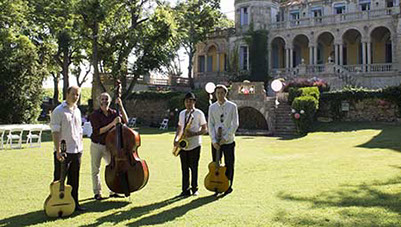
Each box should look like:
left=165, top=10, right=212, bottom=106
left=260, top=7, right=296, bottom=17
left=0, top=200, right=129, bottom=227
left=84, top=195, right=218, bottom=226
left=286, top=121, right=401, bottom=152
left=274, top=173, right=401, bottom=226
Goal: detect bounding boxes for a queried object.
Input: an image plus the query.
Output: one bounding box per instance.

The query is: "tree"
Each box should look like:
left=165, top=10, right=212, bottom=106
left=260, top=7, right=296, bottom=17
left=29, top=0, right=87, bottom=102
left=174, top=0, right=231, bottom=89
left=77, top=0, right=178, bottom=101
left=0, top=32, right=47, bottom=123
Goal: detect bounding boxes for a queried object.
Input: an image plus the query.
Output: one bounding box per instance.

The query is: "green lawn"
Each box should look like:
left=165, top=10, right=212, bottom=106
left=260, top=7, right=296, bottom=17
left=1, top=123, right=401, bottom=226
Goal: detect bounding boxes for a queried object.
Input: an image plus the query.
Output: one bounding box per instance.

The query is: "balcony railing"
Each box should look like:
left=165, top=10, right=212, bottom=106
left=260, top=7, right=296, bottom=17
left=270, top=7, right=399, bottom=30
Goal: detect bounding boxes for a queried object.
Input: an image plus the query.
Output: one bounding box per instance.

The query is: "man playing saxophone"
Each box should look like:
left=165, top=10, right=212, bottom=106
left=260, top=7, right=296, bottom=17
left=173, top=92, right=207, bottom=197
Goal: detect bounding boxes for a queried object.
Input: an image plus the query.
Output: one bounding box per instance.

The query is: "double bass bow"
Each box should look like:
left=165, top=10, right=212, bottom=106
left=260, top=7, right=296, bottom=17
left=105, top=80, right=149, bottom=197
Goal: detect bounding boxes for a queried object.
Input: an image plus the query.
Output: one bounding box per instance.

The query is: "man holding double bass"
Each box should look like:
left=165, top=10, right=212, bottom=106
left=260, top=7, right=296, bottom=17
left=89, top=92, right=128, bottom=200
left=208, top=85, right=239, bottom=196
left=173, top=92, right=207, bottom=197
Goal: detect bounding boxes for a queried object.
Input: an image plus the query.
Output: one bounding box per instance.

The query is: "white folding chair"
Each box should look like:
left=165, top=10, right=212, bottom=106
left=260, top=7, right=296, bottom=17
left=26, top=127, right=43, bottom=148
left=6, top=128, right=23, bottom=149
left=159, top=118, right=169, bottom=130
left=82, top=122, right=93, bottom=137
left=0, top=129, right=5, bottom=150
left=128, top=117, right=137, bottom=127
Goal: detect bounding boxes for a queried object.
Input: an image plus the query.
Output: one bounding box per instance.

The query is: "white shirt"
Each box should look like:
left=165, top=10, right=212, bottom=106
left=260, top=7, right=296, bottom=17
left=178, top=108, right=207, bottom=151
left=50, top=101, right=83, bottom=154
left=208, top=100, right=239, bottom=144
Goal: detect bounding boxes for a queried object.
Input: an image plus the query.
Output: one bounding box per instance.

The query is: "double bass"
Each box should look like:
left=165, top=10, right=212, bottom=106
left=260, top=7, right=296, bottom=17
left=105, top=81, right=149, bottom=197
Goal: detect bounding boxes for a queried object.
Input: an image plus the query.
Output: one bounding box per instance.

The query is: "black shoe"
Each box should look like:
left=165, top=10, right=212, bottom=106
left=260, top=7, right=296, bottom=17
left=94, top=194, right=105, bottom=201
left=109, top=193, right=124, bottom=198
left=223, top=188, right=233, bottom=196
left=179, top=190, right=191, bottom=197
left=192, top=190, right=199, bottom=196
left=75, top=205, right=87, bottom=212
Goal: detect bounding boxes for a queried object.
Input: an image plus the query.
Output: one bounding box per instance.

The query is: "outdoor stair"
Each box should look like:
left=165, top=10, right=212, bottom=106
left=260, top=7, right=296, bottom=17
left=274, top=102, right=297, bottom=136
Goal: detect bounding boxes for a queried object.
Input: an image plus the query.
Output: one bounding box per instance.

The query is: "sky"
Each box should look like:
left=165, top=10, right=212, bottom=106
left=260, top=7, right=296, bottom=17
left=43, top=0, right=235, bottom=88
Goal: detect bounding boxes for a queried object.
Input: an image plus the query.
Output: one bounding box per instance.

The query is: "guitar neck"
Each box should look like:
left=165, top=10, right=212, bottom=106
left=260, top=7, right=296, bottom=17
left=215, top=127, right=222, bottom=164
left=59, top=140, right=67, bottom=192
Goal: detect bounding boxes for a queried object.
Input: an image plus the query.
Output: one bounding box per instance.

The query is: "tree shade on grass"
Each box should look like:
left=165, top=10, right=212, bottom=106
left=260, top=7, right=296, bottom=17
left=1, top=123, right=401, bottom=226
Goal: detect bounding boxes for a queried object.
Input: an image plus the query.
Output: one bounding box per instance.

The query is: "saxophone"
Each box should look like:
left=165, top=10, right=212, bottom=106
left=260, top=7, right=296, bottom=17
left=172, top=110, right=194, bottom=156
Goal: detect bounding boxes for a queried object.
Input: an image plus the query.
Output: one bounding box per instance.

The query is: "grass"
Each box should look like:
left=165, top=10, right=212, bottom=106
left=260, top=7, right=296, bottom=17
left=1, top=122, right=401, bottom=226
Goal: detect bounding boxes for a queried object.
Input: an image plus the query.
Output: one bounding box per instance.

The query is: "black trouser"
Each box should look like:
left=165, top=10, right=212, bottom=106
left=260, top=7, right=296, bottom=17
left=53, top=152, right=82, bottom=205
left=211, top=142, right=235, bottom=189
left=180, top=146, right=201, bottom=193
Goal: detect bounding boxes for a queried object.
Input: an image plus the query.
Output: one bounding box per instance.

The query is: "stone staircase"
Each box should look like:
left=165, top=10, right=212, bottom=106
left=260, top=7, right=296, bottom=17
left=274, top=102, right=297, bottom=136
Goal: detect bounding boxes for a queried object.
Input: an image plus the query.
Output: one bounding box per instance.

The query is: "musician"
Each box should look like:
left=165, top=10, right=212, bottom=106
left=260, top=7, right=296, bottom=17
left=208, top=85, right=239, bottom=196
left=89, top=92, right=128, bottom=200
left=50, top=86, right=86, bottom=211
left=174, top=92, right=207, bottom=196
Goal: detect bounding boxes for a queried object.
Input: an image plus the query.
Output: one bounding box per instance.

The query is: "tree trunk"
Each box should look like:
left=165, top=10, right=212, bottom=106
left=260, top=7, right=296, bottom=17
left=52, top=72, right=60, bottom=108
left=187, top=51, right=195, bottom=89
left=62, top=48, right=69, bottom=100
left=91, top=21, right=106, bottom=107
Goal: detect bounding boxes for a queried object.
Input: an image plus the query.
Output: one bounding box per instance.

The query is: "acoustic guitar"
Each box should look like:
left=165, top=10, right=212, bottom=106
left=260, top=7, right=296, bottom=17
left=44, top=140, right=76, bottom=217
left=204, top=127, right=230, bottom=193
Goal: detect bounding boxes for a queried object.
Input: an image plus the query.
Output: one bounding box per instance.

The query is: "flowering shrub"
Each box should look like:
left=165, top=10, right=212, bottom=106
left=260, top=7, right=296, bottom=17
left=283, top=77, right=330, bottom=93
left=291, top=96, right=319, bottom=135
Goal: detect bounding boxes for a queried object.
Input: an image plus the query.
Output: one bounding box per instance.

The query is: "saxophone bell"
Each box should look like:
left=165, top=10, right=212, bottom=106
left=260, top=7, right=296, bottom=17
left=178, top=139, right=189, bottom=149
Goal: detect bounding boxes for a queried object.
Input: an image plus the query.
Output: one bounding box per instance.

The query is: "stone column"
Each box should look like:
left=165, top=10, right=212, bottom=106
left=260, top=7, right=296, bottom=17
left=362, top=42, right=366, bottom=71
left=339, top=44, right=344, bottom=65
left=309, top=46, right=313, bottom=65
left=216, top=53, right=220, bottom=72
left=285, top=48, right=289, bottom=70
left=313, top=46, right=318, bottom=65
left=367, top=42, right=371, bottom=72
left=290, top=48, right=294, bottom=68
left=334, top=44, right=339, bottom=65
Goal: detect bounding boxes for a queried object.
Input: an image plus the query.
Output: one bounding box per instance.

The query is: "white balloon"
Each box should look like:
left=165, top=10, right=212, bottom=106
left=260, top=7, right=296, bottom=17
left=205, top=82, right=216, bottom=94
left=271, top=79, right=283, bottom=92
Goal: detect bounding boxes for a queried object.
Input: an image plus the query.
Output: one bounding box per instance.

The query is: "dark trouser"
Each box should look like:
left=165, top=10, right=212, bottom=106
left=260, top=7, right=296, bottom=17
left=53, top=152, right=82, bottom=205
left=211, top=142, right=235, bottom=189
left=180, top=146, right=201, bottom=193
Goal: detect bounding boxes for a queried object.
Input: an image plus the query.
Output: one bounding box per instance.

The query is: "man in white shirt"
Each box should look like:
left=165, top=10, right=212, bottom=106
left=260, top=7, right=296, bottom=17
left=174, top=92, right=207, bottom=196
left=50, top=86, right=86, bottom=211
left=208, top=85, right=239, bottom=196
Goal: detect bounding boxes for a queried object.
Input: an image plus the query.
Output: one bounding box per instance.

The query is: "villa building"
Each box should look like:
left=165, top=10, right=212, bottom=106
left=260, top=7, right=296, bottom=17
left=194, top=0, right=401, bottom=90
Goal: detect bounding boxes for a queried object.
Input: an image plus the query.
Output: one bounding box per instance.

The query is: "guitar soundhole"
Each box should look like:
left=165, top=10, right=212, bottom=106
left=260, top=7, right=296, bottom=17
left=59, top=193, right=64, bottom=199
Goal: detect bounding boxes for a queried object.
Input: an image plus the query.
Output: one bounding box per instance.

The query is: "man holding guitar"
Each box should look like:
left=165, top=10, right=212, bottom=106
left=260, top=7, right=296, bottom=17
left=208, top=85, right=239, bottom=196
left=50, top=86, right=86, bottom=212
left=89, top=92, right=128, bottom=200
left=173, top=92, right=207, bottom=197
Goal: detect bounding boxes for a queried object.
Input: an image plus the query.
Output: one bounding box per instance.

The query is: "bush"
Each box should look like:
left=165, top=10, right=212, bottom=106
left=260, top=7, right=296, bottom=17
left=283, top=77, right=330, bottom=93
left=291, top=96, right=319, bottom=135
left=288, top=86, right=320, bottom=104
left=0, top=32, right=46, bottom=124
left=300, top=87, right=320, bottom=101
left=320, top=85, right=401, bottom=119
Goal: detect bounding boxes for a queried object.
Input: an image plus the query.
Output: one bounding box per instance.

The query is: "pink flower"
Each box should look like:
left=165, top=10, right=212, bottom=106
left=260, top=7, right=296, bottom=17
left=294, top=113, right=300, bottom=119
